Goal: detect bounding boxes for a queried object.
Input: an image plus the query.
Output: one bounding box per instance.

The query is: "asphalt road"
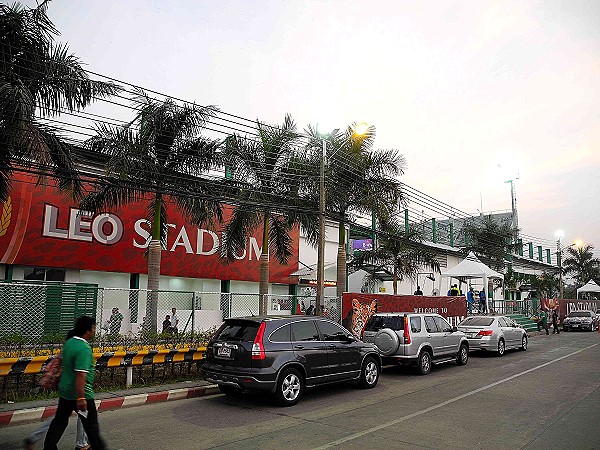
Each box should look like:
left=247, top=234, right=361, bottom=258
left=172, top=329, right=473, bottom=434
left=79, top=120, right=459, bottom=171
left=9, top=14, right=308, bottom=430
left=3, top=332, right=599, bottom=450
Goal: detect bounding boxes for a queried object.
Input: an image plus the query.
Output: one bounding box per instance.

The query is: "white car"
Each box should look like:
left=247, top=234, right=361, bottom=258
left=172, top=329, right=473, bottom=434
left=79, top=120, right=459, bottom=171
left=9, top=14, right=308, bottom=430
left=457, top=315, right=527, bottom=356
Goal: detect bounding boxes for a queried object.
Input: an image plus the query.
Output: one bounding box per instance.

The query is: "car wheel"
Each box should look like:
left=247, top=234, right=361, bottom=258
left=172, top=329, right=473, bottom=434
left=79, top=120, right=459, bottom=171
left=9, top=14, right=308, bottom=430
left=219, top=384, right=243, bottom=397
left=519, top=334, right=528, bottom=351
left=275, top=367, right=303, bottom=406
left=456, top=344, right=469, bottom=365
left=358, top=356, right=379, bottom=389
left=497, top=339, right=505, bottom=356
left=417, top=350, right=432, bottom=375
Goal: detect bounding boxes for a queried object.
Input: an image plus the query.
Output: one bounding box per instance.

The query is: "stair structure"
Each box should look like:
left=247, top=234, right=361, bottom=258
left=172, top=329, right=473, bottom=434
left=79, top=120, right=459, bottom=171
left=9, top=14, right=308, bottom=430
left=508, top=314, right=539, bottom=333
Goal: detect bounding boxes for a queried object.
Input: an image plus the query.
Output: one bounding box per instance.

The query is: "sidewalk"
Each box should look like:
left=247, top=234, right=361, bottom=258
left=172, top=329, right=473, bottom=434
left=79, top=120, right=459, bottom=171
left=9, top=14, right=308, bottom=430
left=0, top=380, right=218, bottom=427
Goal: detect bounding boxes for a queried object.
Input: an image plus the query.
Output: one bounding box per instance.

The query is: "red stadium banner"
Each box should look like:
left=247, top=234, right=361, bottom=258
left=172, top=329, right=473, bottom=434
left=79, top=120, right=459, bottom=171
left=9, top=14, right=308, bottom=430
left=0, top=173, right=299, bottom=283
left=342, top=293, right=467, bottom=337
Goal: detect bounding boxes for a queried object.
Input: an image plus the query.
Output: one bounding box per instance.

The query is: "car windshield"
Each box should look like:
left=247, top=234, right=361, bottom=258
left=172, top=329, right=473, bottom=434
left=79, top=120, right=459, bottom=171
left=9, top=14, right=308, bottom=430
left=365, top=316, right=404, bottom=332
left=458, top=317, right=494, bottom=326
left=568, top=311, right=592, bottom=317
left=215, top=320, right=260, bottom=341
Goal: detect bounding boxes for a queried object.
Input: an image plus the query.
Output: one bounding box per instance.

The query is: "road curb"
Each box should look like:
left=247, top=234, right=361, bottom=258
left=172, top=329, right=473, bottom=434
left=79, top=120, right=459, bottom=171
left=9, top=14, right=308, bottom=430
left=0, top=384, right=219, bottom=427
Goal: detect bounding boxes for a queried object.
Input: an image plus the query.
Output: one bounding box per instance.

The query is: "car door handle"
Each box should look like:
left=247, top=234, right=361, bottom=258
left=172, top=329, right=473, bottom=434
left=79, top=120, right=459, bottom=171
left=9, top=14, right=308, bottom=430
left=294, top=345, right=304, bottom=350
left=327, top=344, right=336, bottom=348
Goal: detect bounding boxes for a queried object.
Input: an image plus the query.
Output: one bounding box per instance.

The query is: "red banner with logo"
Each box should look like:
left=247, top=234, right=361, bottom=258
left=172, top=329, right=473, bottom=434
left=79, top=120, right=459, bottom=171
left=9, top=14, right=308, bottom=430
left=0, top=173, right=298, bottom=283
left=342, top=293, right=467, bottom=336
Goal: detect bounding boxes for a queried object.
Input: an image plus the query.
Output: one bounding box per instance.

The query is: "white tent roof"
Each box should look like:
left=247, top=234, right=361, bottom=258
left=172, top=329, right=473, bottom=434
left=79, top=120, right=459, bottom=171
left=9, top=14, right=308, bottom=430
left=577, top=279, right=600, bottom=294
left=441, top=251, right=504, bottom=280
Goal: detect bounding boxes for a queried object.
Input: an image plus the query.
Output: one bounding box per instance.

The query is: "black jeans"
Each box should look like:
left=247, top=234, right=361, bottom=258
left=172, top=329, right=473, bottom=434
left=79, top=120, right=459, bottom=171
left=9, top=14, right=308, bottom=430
left=537, top=321, right=549, bottom=335
left=44, top=397, right=105, bottom=450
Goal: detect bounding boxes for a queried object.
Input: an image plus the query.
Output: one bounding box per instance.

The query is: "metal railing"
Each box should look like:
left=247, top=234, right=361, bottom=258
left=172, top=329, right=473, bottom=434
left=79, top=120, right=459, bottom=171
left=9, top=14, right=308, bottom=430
left=0, top=283, right=342, bottom=357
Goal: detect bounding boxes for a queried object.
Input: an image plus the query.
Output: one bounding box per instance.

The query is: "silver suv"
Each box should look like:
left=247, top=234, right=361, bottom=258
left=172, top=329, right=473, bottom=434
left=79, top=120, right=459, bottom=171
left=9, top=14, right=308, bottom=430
left=362, top=313, right=469, bottom=375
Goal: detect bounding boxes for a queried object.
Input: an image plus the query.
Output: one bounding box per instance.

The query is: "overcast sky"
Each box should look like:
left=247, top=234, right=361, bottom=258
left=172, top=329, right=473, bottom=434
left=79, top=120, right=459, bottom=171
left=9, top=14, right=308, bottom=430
left=29, top=0, right=600, bottom=254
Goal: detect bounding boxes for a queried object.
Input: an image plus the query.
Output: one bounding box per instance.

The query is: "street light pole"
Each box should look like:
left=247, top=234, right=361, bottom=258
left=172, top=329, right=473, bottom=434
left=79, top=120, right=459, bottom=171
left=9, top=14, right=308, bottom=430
left=315, top=138, right=326, bottom=316
left=557, top=237, right=563, bottom=299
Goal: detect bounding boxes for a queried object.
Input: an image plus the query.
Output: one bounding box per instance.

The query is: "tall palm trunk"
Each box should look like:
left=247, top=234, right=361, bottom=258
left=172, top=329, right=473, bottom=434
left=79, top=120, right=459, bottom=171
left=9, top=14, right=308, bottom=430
left=393, top=267, right=398, bottom=295
left=146, top=196, right=162, bottom=332
left=259, top=214, right=269, bottom=315
left=336, top=222, right=346, bottom=299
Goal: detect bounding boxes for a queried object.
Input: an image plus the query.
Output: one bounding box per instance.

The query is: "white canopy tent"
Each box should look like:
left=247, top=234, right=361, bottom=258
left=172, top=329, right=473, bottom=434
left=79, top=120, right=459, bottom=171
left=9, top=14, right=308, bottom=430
left=577, top=279, right=600, bottom=299
left=441, top=252, right=504, bottom=312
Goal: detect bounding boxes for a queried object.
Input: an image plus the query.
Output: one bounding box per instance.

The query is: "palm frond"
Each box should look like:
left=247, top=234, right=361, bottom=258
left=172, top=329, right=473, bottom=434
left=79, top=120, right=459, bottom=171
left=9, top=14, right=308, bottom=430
left=269, top=214, right=294, bottom=264
left=221, top=208, right=262, bottom=262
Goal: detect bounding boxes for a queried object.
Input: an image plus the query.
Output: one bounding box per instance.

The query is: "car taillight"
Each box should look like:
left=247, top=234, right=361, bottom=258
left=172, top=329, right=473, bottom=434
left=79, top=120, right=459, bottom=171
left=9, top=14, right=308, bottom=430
left=252, top=322, right=266, bottom=360
left=403, top=316, right=411, bottom=344
left=477, top=330, right=493, bottom=336
left=360, top=328, right=365, bottom=340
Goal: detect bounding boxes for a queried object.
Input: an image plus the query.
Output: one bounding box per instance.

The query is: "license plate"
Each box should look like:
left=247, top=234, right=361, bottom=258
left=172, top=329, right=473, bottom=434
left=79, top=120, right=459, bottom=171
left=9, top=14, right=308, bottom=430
left=217, top=347, right=231, bottom=357
left=573, top=324, right=579, bottom=328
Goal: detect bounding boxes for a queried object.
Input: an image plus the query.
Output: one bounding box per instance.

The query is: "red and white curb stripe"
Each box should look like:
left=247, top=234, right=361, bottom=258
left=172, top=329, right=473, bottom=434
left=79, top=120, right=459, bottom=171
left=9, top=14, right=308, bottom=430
left=0, top=384, right=219, bottom=427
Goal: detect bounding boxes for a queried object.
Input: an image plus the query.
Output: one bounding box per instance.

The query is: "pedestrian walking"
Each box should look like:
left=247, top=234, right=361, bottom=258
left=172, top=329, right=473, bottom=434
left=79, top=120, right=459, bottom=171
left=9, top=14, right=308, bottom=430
left=170, top=307, right=179, bottom=333
left=25, top=331, right=89, bottom=450
left=466, top=288, right=474, bottom=314
left=44, top=316, right=106, bottom=450
left=479, top=289, right=487, bottom=314
left=552, top=309, right=560, bottom=334
left=537, top=307, right=549, bottom=335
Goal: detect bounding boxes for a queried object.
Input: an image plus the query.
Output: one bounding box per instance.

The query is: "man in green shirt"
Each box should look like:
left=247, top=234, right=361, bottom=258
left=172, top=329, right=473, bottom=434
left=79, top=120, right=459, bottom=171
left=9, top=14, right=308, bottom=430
left=44, top=316, right=106, bottom=450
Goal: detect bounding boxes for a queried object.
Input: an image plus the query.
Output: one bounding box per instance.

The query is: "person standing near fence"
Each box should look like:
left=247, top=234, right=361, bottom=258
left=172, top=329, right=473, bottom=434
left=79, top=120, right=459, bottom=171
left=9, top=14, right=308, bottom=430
left=108, top=307, right=123, bottom=335
left=466, top=288, right=474, bottom=314
left=479, top=289, right=487, bottom=314
left=171, top=307, right=179, bottom=333
left=44, top=316, right=106, bottom=450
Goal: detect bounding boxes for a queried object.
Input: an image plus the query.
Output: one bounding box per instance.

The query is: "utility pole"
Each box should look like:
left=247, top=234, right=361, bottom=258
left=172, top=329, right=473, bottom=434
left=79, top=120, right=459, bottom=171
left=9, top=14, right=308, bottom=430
left=315, top=139, right=326, bottom=316
left=557, top=237, right=563, bottom=299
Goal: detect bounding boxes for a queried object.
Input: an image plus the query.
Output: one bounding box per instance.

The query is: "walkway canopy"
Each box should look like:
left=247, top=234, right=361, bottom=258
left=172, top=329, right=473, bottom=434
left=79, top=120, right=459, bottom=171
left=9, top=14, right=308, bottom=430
left=441, top=252, right=504, bottom=282
left=577, top=279, right=600, bottom=299
left=441, top=252, right=503, bottom=309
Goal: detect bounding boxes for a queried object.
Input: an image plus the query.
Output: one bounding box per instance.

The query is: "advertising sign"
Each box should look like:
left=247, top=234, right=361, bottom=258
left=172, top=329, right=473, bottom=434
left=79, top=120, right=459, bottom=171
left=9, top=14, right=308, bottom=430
left=0, top=174, right=299, bottom=283
left=342, top=292, right=466, bottom=337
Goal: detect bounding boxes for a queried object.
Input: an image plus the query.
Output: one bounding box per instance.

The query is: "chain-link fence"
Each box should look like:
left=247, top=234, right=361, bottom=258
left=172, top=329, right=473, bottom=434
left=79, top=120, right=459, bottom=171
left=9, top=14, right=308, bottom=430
left=0, top=282, right=343, bottom=356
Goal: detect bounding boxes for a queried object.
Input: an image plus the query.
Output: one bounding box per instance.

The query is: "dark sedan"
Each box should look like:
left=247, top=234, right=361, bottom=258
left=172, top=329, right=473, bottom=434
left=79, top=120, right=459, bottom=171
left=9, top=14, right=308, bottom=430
left=562, top=310, right=598, bottom=331
left=201, top=315, right=381, bottom=406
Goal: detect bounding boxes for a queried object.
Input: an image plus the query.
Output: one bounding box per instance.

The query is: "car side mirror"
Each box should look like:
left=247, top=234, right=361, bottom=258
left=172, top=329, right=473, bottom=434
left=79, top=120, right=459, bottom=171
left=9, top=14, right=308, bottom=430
left=343, top=334, right=355, bottom=343
left=452, top=326, right=458, bottom=332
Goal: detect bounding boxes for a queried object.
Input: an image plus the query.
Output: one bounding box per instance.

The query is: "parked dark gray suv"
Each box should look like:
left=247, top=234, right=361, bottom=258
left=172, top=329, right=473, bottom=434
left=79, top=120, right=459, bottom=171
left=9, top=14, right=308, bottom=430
left=201, top=316, right=381, bottom=406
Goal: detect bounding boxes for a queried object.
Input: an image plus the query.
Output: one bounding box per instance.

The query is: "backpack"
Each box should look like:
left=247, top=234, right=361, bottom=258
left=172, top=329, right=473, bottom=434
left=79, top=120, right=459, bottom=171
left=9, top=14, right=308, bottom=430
left=39, top=355, right=62, bottom=390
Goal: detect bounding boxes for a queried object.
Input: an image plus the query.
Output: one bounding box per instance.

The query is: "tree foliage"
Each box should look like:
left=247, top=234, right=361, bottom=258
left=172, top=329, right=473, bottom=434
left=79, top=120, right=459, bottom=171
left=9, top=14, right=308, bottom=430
left=462, top=215, right=516, bottom=271
left=563, top=244, right=600, bottom=286
left=0, top=1, right=119, bottom=202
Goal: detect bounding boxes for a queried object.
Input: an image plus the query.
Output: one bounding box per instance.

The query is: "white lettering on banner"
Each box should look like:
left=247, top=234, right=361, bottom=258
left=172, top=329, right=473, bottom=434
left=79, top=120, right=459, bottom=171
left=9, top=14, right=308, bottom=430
left=170, top=226, right=193, bottom=253
left=43, top=205, right=123, bottom=245
left=413, top=307, right=449, bottom=314
left=133, top=219, right=151, bottom=248
left=196, top=229, right=219, bottom=255
left=69, top=209, right=93, bottom=241
left=92, top=213, right=123, bottom=245
left=566, top=301, right=599, bottom=315
left=249, top=237, right=261, bottom=260
left=42, top=204, right=68, bottom=238
left=41, top=205, right=270, bottom=260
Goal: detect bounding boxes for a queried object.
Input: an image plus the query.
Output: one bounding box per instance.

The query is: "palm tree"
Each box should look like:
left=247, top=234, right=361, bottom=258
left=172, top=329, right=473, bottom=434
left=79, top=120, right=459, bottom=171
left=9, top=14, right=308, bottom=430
left=80, top=91, right=222, bottom=331
left=563, top=244, right=600, bottom=287
left=0, top=1, right=118, bottom=202
left=222, top=114, right=318, bottom=314
left=350, top=220, right=440, bottom=295
left=462, top=215, right=516, bottom=271
left=304, top=125, right=405, bottom=298
left=531, top=272, right=559, bottom=299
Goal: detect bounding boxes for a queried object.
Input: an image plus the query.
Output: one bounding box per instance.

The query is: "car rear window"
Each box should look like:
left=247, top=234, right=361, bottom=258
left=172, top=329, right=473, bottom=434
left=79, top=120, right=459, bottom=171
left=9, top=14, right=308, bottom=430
left=215, top=320, right=260, bottom=342
left=365, top=315, right=404, bottom=332
left=569, top=311, right=591, bottom=317
left=459, top=317, right=494, bottom=326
